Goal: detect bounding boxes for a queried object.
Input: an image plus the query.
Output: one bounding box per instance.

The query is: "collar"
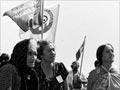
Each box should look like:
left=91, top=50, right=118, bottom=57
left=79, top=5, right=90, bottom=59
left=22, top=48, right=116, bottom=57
left=101, top=65, right=112, bottom=72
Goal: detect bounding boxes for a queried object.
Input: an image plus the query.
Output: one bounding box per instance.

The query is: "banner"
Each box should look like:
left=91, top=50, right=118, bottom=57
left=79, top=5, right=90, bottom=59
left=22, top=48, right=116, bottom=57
left=23, top=4, right=60, bottom=43
left=43, top=4, right=59, bottom=43
left=3, top=1, right=36, bottom=32
left=3, top=1, right=60, bottom=43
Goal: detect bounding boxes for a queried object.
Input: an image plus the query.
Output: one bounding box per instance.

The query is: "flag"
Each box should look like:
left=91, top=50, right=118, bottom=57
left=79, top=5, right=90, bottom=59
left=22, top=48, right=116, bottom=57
left=29, top=0, right=43, bottom=31
left=3, top=1, right=37, bottom=32
left=42, top=4, right=60, bottom=43
left=3, top=0, right=43, bottom=34
left=24, top=4, right=60, bottom=43
left=34, top=0, right=43, bottom=26
left=3, top=0, right=60, bottom=43
left=76, top=36, right=86, bottom=61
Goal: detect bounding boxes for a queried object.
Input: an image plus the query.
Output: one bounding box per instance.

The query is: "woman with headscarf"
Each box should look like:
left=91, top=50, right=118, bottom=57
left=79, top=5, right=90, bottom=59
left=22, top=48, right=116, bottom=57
left=0, top=38, right=39, bottom=90
left=35, top=40, right=68, bottom=90
left=87, top=43, right=120, bottom=90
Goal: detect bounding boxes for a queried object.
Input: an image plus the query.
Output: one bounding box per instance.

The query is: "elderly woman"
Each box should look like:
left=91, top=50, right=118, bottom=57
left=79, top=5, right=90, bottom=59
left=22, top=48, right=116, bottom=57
left=35, top=40, right=68, bottom=90
left=0, top=38, right=39, bottom=90
left=87, top=43, right=120, bottom=90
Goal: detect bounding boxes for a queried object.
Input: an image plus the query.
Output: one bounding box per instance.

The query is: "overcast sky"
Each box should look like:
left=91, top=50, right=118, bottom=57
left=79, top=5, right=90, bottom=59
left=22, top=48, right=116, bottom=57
left=0, top=0, right=119, bottom=77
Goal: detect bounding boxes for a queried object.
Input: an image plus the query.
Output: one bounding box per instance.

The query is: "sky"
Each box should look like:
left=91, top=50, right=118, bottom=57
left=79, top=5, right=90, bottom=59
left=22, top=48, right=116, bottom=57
left=0, top=0, right=119, bottom=77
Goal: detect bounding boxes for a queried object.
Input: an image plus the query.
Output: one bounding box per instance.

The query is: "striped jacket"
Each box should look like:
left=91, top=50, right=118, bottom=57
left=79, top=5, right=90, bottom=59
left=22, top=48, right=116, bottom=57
left=0, top=63, right=20, bottom=90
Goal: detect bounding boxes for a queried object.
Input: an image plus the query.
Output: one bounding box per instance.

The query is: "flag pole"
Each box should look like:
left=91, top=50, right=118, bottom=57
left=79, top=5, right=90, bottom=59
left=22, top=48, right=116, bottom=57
left=41, top=0, right=44, bottom=39
left=79, top=36, right=86, bottom=75
left=37, top=0, right=44, bottom=39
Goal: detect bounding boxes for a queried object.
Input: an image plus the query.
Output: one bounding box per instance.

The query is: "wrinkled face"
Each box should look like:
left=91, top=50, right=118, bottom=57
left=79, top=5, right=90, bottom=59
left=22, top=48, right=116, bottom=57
left=27, top=40, right=37, bottom=67
left=102, top=45, right=114, bottom=64
left=42, top=43, right=56, bottom=63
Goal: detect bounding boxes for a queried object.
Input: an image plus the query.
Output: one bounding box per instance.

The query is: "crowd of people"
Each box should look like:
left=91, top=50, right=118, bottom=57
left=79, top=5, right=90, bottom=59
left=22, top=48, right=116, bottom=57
left=0, top=38, right=120, bottom=90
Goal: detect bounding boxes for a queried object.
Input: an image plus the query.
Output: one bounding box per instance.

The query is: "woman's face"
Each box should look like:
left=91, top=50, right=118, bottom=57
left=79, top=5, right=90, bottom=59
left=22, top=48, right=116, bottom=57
left=42, top=43, right=56, bottom=63
left=27, top=40, right=37, bottom=67
left=102, top=45, right=114, bottom=64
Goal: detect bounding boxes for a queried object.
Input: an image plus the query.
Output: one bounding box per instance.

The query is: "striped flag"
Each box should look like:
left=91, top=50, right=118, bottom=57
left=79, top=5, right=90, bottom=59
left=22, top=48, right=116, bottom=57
left=76, top=36, right=86, bottom=61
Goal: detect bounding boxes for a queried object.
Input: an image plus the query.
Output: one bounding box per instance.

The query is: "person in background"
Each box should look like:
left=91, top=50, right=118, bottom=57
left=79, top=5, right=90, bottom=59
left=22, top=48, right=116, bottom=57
left=0, top=53, right=10, bottom=68
left=87, top=43, right=120, bottom=90
left=0, top=38, right=39, bottom=90
left=67, top=61, right=87, bottom=90
left=35, top=40, right=68, bottom=90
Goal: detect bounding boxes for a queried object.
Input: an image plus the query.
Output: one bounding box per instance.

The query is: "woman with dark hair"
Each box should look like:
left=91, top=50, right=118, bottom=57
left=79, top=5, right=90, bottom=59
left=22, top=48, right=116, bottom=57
left=87, top=43, right=120, bottom=90
left=35, top=40, right=68, bottom=90
left=0, top=38, right=39, bottom=90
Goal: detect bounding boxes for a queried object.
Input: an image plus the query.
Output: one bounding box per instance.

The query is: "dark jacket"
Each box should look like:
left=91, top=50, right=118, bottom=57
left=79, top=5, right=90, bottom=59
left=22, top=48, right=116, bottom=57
left=35, top=62, right=68, bottom=90
left=9, top=39, right=39, bottom=90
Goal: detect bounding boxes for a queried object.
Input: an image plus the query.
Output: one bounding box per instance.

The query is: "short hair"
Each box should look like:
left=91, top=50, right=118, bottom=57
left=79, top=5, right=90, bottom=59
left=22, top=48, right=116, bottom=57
left=37, top=40, right=54, bottom=60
